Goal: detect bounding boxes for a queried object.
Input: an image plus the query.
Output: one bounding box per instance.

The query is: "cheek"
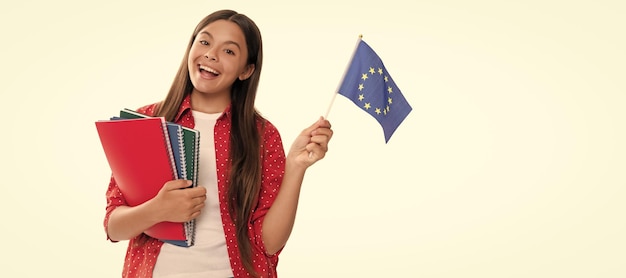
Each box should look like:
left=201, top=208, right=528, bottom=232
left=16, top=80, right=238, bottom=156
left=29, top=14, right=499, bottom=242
left=188, top=46, right=202, bottom=65
left=187, top=53, right=198, bottom=72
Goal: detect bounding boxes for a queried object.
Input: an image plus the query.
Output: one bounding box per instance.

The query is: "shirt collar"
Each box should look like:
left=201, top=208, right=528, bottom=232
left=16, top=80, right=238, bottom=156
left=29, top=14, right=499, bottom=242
left=174, top=93, right=232, bottom=123
left=173, top=94, right=192, bottom=123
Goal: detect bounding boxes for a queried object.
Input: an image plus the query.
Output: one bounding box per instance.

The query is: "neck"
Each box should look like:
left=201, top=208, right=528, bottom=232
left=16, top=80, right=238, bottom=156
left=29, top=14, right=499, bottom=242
left=190, top=89, right=231, bottom=114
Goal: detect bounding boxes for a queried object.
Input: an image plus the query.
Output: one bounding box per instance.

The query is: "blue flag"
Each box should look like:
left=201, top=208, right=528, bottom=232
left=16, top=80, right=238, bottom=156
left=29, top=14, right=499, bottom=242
left=338, top=40, right=412, bottom=143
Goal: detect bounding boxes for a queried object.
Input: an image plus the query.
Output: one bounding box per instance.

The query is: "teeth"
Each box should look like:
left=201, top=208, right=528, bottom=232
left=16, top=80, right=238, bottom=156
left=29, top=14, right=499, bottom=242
left=199, top=65, right=219, bottom=74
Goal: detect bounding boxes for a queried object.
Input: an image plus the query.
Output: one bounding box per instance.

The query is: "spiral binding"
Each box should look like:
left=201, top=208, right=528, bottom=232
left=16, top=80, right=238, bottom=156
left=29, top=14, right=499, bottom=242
left=159, top=118, right=179, bottom=180
left=183, top=127, right=200, bottom=247
left=177, top=129, right=188, bottom=179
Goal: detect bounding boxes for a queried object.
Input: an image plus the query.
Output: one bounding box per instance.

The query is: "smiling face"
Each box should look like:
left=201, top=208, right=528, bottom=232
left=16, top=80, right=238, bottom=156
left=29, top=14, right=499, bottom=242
left=187, top=19, right=255, bottom=100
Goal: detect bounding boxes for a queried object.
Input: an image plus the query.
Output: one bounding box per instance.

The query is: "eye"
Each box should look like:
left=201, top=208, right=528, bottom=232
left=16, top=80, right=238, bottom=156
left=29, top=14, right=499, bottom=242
left=225, top=49, right=235, bottom=55
left=199, top=40, right=209, bottom=46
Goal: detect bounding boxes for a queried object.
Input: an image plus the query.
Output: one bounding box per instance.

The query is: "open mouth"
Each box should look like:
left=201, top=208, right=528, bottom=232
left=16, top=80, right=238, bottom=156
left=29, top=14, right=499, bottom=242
left=199, top=65, right=220, bottom=77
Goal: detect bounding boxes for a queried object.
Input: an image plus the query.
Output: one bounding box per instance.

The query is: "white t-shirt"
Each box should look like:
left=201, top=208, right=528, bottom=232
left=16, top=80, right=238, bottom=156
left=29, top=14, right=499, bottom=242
left=153, top=111, right=233, bottom=277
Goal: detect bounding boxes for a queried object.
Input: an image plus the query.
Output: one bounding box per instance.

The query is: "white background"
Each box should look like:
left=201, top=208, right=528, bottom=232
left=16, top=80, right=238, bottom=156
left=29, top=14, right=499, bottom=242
left=1, top=0, right=624, bottom=277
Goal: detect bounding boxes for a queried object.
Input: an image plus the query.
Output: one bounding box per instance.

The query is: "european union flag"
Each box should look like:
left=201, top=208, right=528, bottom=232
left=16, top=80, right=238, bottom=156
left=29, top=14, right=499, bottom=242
left=338, top=40, right=412, bottom=143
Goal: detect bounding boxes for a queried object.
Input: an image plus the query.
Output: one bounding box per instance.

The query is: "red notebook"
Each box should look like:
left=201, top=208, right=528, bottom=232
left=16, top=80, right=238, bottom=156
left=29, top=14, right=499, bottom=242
left=95, top=117, right=186, bottom=241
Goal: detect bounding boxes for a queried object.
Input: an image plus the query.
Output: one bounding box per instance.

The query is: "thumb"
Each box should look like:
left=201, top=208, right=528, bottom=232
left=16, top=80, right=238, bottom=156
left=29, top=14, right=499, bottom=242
left=163, top=179, right=192, bottom=191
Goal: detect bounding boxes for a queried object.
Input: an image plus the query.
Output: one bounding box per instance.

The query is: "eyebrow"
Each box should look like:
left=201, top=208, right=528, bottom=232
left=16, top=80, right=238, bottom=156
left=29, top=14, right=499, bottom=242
left=199, top=31, right=242, bottom=50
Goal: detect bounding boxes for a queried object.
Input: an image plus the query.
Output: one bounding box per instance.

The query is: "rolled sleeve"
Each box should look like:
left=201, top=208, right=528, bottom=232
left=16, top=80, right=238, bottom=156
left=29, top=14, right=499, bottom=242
left=104, top=175, right=128, bottom=242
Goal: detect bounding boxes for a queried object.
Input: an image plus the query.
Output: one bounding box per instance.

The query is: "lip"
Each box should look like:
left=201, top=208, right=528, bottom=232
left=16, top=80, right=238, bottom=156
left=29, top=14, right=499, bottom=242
left=197, top=64, right=220, bottom=79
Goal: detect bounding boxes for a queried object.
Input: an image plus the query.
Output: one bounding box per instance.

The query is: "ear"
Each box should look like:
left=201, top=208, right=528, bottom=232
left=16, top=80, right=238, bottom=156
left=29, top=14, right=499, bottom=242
left=238, top=64, right=255, bottom=81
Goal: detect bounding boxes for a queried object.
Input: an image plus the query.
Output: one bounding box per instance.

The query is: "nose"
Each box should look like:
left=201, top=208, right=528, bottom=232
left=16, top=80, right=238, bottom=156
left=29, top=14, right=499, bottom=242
left=204, top=49, right=218, bottom=61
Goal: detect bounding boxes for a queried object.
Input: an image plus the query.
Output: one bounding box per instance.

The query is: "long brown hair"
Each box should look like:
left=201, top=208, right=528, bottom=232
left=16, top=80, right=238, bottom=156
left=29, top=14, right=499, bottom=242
left=155, top=9, right=264, bottom=276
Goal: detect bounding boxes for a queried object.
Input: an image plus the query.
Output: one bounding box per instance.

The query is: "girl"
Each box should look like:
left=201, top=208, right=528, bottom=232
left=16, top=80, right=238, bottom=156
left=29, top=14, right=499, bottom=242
left=104, top=9, right=333, bottom=278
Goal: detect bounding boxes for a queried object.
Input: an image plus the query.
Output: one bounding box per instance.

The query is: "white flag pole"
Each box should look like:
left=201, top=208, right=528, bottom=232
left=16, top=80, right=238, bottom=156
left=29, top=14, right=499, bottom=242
left=323, top=34, right=363, bottom=119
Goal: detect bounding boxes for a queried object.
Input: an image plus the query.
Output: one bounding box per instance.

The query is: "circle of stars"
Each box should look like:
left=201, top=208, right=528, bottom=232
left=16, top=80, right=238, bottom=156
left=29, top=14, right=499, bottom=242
left=357, top=66, right=394, bottom=116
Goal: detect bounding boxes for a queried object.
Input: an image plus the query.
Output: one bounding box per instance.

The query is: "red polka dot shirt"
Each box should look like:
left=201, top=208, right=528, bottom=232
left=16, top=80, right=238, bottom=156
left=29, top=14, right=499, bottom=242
left=104, top=94, right=286, bottom=277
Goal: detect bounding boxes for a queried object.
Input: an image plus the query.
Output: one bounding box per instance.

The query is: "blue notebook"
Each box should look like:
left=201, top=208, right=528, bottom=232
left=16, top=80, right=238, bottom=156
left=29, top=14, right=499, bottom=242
left=165, top=123, right=186, bottom=180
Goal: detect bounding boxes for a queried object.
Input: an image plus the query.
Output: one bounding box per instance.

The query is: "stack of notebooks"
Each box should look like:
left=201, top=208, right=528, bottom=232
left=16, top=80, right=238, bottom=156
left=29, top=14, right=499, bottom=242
left=95, top=108, right=200, bottom=247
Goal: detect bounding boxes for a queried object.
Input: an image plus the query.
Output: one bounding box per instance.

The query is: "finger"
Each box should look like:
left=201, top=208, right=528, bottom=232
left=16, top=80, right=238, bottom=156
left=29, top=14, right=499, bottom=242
left=181, top=186, right=206, bottom=197
left=305, top=142, right=327, bottom=160
left=301, top=117, right=329, bottom=137
left=311, top=127, right=333, bottom=140
left=193, top=200, right=206, bottom=210
left=194, top=193, right=207, bottom=204
left=188, top=210, right=202, bottom=221
left=317, top=117, right=331, bottom=128
left=309, top=133, right=331, bottom=147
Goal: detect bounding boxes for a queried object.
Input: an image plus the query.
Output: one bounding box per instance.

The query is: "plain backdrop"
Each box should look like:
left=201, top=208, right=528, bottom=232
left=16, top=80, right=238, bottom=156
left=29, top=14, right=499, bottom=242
left=1, top=0, right=624, bottom=277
